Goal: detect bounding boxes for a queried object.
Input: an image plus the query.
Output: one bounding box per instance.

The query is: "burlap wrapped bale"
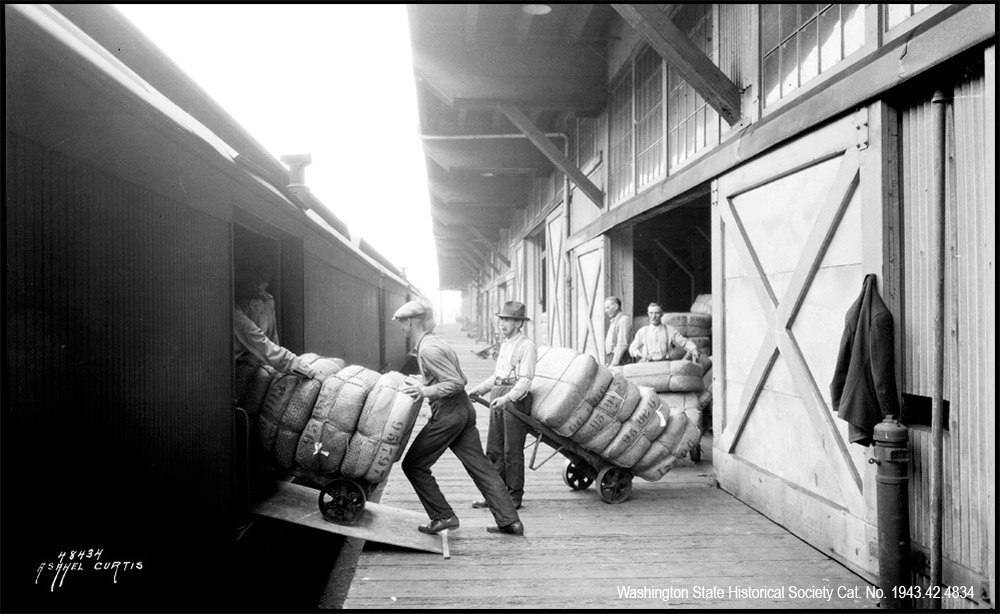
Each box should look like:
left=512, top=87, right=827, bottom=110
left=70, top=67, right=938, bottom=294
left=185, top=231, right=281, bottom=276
left=643, top=407, right=668, bottom=441
left=632, top=399, right=690, bottom=478
left=634, top=453, right=682, bottom=482
left=604, top=386, right=661, bottom=467
left=235, top=360, right=257, bottom=402
left=238, top=364, right=277, bottom=422
left=272, top=377, right=322, bottom=471
left=632, top=393, right=704, bottom=481
left=295, top=365, right=378, bottom=475
left=687, top=336, right=712, bottom=356
left=613, top=360, right=704, bottom=393
left=582, top=365, right=614, bottom=408
left=298, top=353, right=347, bottom=382
left=257, top=374, right=298, bottom=464
left=341, top=372, right=422, bottom=483
left=690, top=294, right=712, bottom=315
left=530, top=347, right=599, bottom=437
left=592, top=373, right=640, bottom=422
left=661, top=312, right=712, bottom=337
left=576, top=417, right=622, bottom=454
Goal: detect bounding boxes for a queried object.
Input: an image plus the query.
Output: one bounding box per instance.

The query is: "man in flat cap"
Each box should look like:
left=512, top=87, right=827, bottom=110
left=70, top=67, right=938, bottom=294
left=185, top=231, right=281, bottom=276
left=394, top=300, right=524, bottom=536
left=468, top=301, right=536, bottom=510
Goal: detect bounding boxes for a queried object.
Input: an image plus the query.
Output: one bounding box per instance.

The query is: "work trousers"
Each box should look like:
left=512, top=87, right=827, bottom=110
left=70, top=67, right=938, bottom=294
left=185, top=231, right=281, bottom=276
left=485, top=384, right=530, bottom=506
left=402, top=391, right=519, bottom=528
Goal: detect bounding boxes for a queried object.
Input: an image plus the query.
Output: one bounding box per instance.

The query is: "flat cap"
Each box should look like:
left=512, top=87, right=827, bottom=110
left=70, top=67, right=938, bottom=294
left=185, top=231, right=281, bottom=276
left=393, top=300, right=428, bottom=320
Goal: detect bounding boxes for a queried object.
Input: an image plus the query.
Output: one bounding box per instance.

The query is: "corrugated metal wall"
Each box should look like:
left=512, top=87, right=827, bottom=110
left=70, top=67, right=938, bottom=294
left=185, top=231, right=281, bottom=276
left=304, top=256, right=381, bottom=370
left=718, top=3, right=756, bottom=89
left=898, top=53, right=994, bottom=605
left=382, top=283, right=412, bottom=372
left=5, top=132, right=234, bottom=604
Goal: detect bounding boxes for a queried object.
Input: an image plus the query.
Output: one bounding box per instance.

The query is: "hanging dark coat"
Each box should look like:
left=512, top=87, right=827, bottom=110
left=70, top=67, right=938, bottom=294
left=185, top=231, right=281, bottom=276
left=830, top=274, right=901, bottom=446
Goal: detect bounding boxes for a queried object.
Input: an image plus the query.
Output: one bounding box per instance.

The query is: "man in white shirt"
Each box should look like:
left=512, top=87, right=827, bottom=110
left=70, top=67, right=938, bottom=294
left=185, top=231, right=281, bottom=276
left=604, top=296, right=633, bottom=367
left=233, top=266, right=316, bottom=378
left=236, top=265, right=279, bottom=342
left=468, top=301, right=537, bottom=509
left=629, top=302, right=702, bottom=363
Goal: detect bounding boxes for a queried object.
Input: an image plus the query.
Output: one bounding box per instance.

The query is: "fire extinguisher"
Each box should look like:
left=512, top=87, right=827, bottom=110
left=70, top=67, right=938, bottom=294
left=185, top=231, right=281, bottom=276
left=871, top=415, right=912, bottom=610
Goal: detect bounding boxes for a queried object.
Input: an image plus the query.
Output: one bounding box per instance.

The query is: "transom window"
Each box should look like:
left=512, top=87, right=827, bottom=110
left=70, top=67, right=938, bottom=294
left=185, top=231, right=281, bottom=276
left=884, top=4, right=930, bottom=30
left=762, top=4, right=865, bottom=108
left=608, top=69, right=635, bottom=205
left=635, top=46, right=665, bottom=188
left=668, top=3, right=718, bottom=168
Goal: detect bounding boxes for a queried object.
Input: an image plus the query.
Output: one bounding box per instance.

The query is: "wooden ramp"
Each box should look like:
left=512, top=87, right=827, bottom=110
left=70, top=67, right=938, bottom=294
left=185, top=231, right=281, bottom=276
left=343, top=323, right=879, bottom=609
left=252, top=481, right=445, bottom=555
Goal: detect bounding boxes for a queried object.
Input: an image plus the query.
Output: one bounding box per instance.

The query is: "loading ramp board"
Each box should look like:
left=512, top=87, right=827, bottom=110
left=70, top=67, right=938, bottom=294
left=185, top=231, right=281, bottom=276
left=251, top=481, right=447, bottom=557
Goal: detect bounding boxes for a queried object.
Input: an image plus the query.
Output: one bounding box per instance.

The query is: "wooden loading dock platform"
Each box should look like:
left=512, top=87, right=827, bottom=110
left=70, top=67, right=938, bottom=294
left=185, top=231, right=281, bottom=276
left=342, top=322, right=879, bottom=609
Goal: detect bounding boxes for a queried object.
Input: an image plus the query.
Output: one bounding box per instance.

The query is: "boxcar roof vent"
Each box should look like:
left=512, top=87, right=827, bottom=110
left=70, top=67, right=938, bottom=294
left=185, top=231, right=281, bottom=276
left=280, top=153, right=312, bottom=189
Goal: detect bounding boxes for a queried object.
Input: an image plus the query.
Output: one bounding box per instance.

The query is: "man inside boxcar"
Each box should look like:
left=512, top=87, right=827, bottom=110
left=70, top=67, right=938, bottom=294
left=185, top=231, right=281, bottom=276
left=603, top=296, right=633, bottom=367
left=233, top=267, right=315, bottom=377
left=629, top=302, right=702, bottom=363
left=394, top=300, right=524, bottom=536
left=468, top=301, right=536, bottom=510
left=235, top=265, right=279, bottom=343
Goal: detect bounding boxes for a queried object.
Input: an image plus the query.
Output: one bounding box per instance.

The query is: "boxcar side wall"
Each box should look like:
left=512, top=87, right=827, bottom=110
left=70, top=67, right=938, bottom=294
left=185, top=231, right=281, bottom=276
left=5, top=131, right=236, bottom=608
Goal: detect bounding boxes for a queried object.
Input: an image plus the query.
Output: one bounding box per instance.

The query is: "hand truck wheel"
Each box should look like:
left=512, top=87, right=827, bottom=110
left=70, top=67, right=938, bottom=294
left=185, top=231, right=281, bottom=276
left=562, top=460, right=595, bottom=490
left=596, top=466, right=632, bottom=504
left=318, top=477, right=367, bottom=524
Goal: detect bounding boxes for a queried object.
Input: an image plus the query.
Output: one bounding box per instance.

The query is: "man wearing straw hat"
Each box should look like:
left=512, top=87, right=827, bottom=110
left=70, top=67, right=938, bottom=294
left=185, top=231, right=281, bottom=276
left=468, top=301, right=537, bottom=510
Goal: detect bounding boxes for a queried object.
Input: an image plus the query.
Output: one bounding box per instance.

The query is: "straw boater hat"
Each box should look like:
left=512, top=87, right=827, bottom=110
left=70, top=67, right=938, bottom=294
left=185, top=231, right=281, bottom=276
left=496, top=301, right=530, bottom=321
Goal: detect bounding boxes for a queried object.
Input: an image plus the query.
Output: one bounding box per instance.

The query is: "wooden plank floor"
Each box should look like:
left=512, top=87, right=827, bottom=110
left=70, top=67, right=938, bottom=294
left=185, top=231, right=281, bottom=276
left=344, top=323, right=878, bottom=609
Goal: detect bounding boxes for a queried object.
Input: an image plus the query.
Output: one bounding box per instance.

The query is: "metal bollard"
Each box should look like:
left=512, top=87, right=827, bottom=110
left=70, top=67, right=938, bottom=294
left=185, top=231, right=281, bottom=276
left=872, top=415, right=912, bottom=610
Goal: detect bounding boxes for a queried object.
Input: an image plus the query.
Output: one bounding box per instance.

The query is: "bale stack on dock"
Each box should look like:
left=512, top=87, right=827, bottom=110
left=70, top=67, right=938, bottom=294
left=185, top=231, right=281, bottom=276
left=528, top=346, right=702, bottom=480
left=234, top=357, right=422, bottom=486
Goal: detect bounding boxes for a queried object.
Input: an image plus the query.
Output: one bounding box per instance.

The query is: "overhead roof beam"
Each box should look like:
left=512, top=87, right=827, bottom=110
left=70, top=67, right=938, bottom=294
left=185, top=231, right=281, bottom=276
left=463, top=243, right=499, bottom=273
left=433, top=218, right=499, bottom=243
left=514, top=10, right=534, bottom=43
left=464, top=4, right=480, bottom=41
left=611, top=4, right=741, bottom=125
left=497, top=103, right=604, bottom=209
left=413, top=42, right=607, bottom=112
left=431, top=204, right=511, bottom=228
left=564, top=4, right=595, bottom=41
left=467, top=226, right=511, bottom=267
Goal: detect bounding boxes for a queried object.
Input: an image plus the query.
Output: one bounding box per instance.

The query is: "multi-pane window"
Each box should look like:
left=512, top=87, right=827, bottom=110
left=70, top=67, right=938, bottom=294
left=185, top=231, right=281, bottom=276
left=762, top=4, right=865, bottom=108
left=635, top=46, right=665, bottom=188
left=608, top=69, right=634, bottom=204
left=668, top=3, right=719, bottom=168
left=885, top=4, right=930, bottom=30
left=576, top=117, right=599, bottom=168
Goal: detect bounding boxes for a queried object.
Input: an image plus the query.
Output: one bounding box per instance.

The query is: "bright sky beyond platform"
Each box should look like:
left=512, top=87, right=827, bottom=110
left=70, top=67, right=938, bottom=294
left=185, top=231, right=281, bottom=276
left=115, top=4, right=443, bottom=302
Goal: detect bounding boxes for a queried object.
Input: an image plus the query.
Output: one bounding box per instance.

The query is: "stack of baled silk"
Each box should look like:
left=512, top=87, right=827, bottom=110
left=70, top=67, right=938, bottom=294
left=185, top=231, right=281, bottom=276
left=528, top=346, right=703, bottom=482
left=234, top=353, right=423, bottom=485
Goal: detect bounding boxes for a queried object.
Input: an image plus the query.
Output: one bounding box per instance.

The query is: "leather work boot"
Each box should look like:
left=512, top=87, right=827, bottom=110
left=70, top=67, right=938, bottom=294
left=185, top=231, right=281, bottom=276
left=487, top=520, right=524, bottom=536
left=418, top=516, right=459, bottom=534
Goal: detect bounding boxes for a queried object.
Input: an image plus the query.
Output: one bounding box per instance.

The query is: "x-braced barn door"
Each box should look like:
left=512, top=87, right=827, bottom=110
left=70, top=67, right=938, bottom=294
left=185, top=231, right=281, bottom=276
left=712, top=107, right=888, bottom=581
left=573, top=236, right=607, bottom=362
left=546, top=209, right=566, bottom=347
